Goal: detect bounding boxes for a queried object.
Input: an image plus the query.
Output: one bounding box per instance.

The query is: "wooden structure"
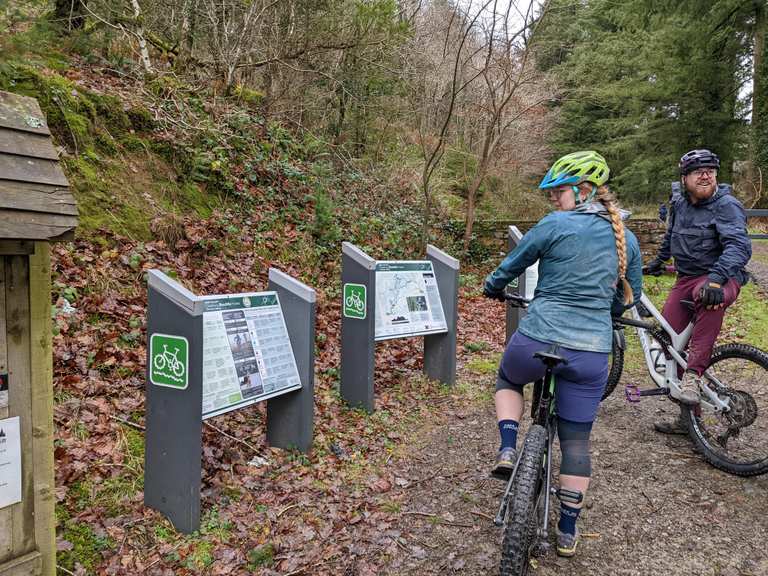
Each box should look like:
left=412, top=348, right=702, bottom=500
left=0, top=91, right=78, bottom=576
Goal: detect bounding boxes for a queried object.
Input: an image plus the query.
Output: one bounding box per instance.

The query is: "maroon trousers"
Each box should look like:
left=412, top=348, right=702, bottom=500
left=661, top=275, right=741, bottom=375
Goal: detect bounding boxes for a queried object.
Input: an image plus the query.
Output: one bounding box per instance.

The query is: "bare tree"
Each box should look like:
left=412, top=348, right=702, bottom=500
left=401, top=0, right=495, bottom=248
left=460, top=0, right=552, bottom=252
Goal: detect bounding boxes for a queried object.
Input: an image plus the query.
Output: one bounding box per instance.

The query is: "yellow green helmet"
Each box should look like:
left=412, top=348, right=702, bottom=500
left=539, top=151, right=610, bottom=189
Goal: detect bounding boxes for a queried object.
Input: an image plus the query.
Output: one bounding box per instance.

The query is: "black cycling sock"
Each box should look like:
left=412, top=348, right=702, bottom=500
left=498, top=420, right=519, bottom=450
left=558, top=503, right=581, bottom=535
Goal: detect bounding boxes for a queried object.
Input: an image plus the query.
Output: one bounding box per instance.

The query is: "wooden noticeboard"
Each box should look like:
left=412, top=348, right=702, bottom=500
left=0, top=90, right=77, bottom=576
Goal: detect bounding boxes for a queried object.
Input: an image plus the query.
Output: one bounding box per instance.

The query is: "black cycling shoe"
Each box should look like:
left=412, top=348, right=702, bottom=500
left=491, top=447, right=517, bottom=480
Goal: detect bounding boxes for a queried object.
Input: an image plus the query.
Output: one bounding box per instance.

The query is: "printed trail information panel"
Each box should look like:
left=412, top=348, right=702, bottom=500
left=201, top=292, right=301, bottom=419
left=375, top=261, right=448, bottom=341
left=0, top=416, right=21, bottom=509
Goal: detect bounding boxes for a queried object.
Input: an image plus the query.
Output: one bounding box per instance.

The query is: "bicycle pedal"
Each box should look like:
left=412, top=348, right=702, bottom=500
left=625, top=385, right=669, bottom=402
left=625, top=384, right=641, bottom=403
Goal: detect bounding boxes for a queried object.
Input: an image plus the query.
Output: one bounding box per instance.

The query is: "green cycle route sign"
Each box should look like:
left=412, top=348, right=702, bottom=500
left=343, top=283, right=367, bottom=319
left=149, top=333, right=189, bottom=389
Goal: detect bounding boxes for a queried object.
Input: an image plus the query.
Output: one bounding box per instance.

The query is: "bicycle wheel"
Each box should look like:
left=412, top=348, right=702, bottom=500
left=500, top=424, right=547, bottom=576
left=683, top=343, right=768, bottom=476
left=602, top=333, right=624, bottom=400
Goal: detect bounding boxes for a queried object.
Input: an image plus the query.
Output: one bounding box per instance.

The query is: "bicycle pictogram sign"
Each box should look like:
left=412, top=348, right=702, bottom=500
left=343, top=283, right=367, bottom=319
left=150, top=334, right=189, bottom=389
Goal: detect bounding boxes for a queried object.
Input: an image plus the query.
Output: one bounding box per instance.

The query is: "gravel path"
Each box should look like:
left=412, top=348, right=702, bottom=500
left=378, top=362, right=768, bottom=576
left=748, top=240, right=768, bottom=292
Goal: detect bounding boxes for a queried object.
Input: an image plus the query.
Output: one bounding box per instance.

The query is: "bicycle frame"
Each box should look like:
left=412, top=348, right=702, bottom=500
left=620, top=293, right=731, bottom=412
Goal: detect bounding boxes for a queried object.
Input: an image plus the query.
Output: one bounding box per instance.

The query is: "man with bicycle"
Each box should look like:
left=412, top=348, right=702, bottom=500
left=643, top=149, right=752, bottom=432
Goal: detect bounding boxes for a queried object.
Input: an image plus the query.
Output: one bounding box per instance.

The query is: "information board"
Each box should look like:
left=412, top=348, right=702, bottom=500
left=374, top=261, right=448, bottom=341
left=201, top=292, right=301, bottom=419
left=0, top=416, right=21, bottom=509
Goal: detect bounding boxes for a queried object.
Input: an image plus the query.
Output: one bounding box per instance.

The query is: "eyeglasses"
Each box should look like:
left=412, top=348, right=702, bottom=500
left=689, top=168, right=717, bottom=178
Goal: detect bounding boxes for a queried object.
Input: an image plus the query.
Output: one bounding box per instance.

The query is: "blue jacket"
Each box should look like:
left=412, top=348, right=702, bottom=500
left=484, top=203, right=643, bottom=353
left=660, top=183, right=751, bottom=285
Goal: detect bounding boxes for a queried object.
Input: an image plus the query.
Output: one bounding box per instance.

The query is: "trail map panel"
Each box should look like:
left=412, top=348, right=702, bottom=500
left=201, top=292, right=301, bottom=419
left=375, top=261, right=448, bottom=341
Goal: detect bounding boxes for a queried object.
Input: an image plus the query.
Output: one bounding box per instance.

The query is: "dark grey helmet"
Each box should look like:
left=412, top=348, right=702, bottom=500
left=679, top=149, right=720, bottom=175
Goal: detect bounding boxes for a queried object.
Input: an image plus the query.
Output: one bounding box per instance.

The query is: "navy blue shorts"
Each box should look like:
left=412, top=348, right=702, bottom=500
left=496, top=332, right=608, bottom=423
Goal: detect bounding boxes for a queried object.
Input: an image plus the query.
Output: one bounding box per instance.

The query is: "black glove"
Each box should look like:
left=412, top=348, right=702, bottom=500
left=483, top=285, right=506, bottom=302
left=642, top=259, right=664, bottom=276
left=699, top=282, right=724, bottom=308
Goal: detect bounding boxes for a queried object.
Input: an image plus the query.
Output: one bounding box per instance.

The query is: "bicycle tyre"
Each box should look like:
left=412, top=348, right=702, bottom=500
left=602, top=335, right=625, bottom=400
left=682, top=343, right=768, bottom=476
left=500, top=424, right=547, bottom=576
left=153, top=354, right=166, bottom=372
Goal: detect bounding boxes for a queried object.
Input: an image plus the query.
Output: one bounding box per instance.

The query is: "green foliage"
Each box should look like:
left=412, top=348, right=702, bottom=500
left=57, top=513, right=115, bottom=573
left=247, top=544, right=276, bottom=570
left=465, top=354, right=502, bottom=374
left=534, top=0, right=752, bottom=204
left=310, top=188, right=342, bottom=248
left=464, top=341, right=490, bottom=353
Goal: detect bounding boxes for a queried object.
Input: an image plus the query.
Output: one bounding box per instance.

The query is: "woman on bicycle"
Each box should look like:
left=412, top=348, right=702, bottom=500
left=483, top=151, right=643, bottom=557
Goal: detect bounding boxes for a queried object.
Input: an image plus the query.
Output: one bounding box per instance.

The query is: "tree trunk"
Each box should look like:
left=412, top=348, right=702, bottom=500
left=129, top=0, right=154, bottom=72
left=178, top=0, right=197, bottom=70
left=54, top=0, right=87, bottom=30
left=421, top=177, right=431, bottom=251
left=462, top=170, right=486, bottom=253
left=753, top=0, right=767, bottom=207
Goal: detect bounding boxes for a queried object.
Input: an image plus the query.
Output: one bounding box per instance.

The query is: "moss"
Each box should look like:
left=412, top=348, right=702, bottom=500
left=57, top=520, right=115, bottom=573
left=247, top=544, right=275, bottom=569
left=185, top=541, right=215, bottom=571
left=86, top=92, right=131, bottom=132
left=124, top=427, right=145, bottom=461
left=127, top=106, right=155, bottom=131
left=466, top=354, right=502, bottom=375
left=233, top=84, right=264, bottom=107
left=120, top=134, right=149, bottom=152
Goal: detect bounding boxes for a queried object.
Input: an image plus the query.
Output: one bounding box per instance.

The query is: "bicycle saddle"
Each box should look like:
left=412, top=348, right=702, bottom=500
left=534, top=344, right=568, bottom=367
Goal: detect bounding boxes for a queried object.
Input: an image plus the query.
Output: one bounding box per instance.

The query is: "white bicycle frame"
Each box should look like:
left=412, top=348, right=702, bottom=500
left=626, top=292, right=731, bottom=412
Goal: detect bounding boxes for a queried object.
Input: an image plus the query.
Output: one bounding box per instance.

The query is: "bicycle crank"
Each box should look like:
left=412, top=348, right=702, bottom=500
left=625, top=384, right=670, bottom=403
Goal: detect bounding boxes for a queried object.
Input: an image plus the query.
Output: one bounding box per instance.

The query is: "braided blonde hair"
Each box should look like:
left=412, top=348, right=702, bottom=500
left=578, top=182, right=633, bottom=305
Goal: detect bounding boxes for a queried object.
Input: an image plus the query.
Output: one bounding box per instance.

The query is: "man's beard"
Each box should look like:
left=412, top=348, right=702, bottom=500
left=687, top=180, right=716, bottom=198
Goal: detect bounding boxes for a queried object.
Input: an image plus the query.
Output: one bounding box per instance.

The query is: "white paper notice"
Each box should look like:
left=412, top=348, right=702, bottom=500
left=0, top=416, right=22, bottom=509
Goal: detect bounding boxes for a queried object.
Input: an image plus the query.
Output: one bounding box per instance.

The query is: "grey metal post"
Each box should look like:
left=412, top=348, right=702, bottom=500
left=505, top=226, right=527, bottom=343
left=424, top=245, right=459, bottom=385
left=266, top=268, right=316, bottom=453
left=340, top=242, right=376, bottom=412
left=145, top=271, right=203, bottom=534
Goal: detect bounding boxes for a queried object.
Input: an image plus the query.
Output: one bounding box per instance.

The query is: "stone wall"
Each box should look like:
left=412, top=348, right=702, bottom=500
left=476, top=218, right=666, bottom=259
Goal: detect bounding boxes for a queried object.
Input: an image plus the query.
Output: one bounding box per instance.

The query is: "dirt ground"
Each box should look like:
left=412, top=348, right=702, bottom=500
left=747, top=240, right=768, bottom=292
left=377, top=364, right=768, bottom=576
left=374, top=245, right=768, bottom=576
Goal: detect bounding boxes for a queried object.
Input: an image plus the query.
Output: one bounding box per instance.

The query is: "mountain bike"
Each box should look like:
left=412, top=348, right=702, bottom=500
left=605, top=289, right=768, bottom=476
left=495, top=293, right=571, bottom=576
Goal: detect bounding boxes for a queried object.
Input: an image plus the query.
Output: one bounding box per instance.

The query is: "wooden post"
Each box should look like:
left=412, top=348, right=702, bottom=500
left=29, top=244, right=55, bottom=576
left=0, top=259, right=9, bottom=563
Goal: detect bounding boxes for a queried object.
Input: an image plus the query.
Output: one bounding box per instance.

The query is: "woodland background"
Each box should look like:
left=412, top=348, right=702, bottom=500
left=2, top=1, right=768, bottom=574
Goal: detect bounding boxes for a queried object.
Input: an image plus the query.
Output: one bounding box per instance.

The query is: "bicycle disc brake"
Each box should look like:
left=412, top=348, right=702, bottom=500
left=722, top=389, right=758, bottom=429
